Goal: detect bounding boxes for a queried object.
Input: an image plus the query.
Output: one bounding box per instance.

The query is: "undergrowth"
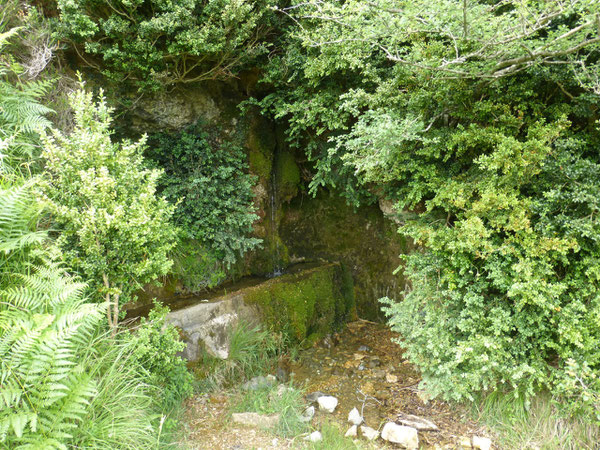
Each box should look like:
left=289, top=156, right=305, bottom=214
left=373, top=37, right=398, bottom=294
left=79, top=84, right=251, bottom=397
left=473, top=391, right=600, bottom=450
left=194, top=322, right=285, bottom=391
left=232, top=384, right=309, bottom=438
left=305, top=423, right=366, bottom=450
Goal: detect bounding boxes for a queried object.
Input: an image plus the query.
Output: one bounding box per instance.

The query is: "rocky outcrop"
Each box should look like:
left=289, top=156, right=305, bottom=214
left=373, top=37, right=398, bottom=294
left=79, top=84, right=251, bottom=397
left=124, top=80, right=407, bottom=319
left=166, top=293, right=259, bottom=360
left=166, top=262, right=354, bottom=361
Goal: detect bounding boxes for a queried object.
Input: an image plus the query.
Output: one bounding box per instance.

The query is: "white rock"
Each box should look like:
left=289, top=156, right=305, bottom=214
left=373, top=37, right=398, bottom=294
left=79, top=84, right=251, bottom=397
left=458, top=436, right=472, bottom=448
left=381, top=422, right=419, bottom=449
left=300, top=406, right=315, bottom=423
left=317, top=395, right=338, bottom=413
left=348, top=407, right=363, bottom=425
left=397, top=413, right=439, bottom=431
left=345, top=425, right=358, bottom=437
left=360, top=425, right=379, bottom=441
left=305, top=431, right=322, bottom=442
left=472, top=436, right=492, bottom=450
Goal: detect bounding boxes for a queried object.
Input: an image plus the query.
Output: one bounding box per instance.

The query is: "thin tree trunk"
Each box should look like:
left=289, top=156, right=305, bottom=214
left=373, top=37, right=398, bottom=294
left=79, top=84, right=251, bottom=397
left=112, top=293, right=120, bottom=337
left=103, top=273, right=114, bottom=331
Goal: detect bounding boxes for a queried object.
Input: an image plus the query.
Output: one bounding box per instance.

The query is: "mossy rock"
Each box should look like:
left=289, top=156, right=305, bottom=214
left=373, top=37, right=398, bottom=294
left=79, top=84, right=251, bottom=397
left=243, top=262, right=354, bottom=342
left=275, top=150, right=301, bottom=202
left=246, top=114, right=276, bottom=181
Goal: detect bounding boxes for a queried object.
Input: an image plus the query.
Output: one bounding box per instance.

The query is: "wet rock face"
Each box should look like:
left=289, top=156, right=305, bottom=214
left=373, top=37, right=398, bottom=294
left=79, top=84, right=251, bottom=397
left=281, top=190, right=410, bottom=320
left=125, top=80, right=408, bottom=315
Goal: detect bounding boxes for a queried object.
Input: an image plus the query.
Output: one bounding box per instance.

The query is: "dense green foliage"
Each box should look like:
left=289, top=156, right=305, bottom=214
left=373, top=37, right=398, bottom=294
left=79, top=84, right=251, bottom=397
left=1, top=9, right=191, bottom=448
left=54, top=0, right=278, bottom=91
left=127, top=301, right=194, bottom=410
left=40, top=87, right=177, bottom=330
left=147, top=123, right=260, bottom=275
left=256, top=0, right=600, bottom=419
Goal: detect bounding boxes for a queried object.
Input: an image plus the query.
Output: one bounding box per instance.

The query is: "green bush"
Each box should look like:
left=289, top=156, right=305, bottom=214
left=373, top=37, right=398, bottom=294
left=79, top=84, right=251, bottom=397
left=127, top=301, right=194, bottom=411
left=147, top=122, right=260, bottom=273
left=257, top=0, right=600, bottom=419
left=40, top=85, right=177, bottom=331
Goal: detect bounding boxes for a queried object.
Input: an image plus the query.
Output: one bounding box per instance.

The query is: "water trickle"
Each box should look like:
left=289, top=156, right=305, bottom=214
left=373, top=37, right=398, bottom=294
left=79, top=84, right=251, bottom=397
left=268, top=146, right=284, bottom=278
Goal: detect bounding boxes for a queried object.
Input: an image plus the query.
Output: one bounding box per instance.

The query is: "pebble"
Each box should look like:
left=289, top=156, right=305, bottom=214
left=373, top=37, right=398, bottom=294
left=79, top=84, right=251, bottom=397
left=300, top=406, right=315, bottom=423
left=358, top=345, right=370, bottom=352
left=348, top=407, right=363, bottom=425
left=360, top=425, right=379, bottom=441
left=317, top=395, right=338, bottom=413
left=472, top=436, right=492, bottom=450
left=306, top=431, right=322, bottom=442
left=385, top=373, right=398, bottom=383
left=345, top=425, right=358, bottom=437
left=381, top=422, right=419, bottom=449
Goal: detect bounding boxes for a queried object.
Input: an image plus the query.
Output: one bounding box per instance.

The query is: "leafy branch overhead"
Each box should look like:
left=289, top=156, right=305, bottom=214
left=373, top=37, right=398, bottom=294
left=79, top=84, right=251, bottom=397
left=256, top=0, right=600, bottom=422
left=282, top=0, right=600, bottom=84
left=55, top=0, right=279, bottom=91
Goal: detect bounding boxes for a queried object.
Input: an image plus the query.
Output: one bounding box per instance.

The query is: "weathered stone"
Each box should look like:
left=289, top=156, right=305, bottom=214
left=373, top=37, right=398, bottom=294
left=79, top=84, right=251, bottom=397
left=386, top=373, right=399, bottom=383
left=281, top=191, right=410, bottom=320
left=397, top=413, right=439, bottom=431
left=348, top=407, right=363, bottom=425
left=381, top=422, right=419, bottom=449
left=300, top=406, right=315, bottom=423
left=165, top=263, right=353, bottom=361
left=360, top=425, right=379, bottom=441
left=166, top=294, right=258, bottom=361
left=472, top=436, right=492, bottom=450
left=305, top=391, right=325, bottom=403
left=317, top=395, right=338, bottom=413
left=231, top=412, right=280, bottom=429
left=345, top=425, right=358, bottom=437
left=458, top=436, right=472, bottom=448
left=242, top=375, right=277, bottom=391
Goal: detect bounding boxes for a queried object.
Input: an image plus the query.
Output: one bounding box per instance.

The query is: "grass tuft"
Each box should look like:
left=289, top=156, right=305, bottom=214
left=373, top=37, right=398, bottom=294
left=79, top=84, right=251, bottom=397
left=473, top=391, right=600, bottom=449
left=194, top=322, right=285, bottom=390
left=306, top=422, right=366, bottom=450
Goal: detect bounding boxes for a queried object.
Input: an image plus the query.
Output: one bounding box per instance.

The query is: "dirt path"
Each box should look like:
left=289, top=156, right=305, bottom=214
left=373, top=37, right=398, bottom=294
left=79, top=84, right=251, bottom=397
left=180, top=321, right=493, bottom=449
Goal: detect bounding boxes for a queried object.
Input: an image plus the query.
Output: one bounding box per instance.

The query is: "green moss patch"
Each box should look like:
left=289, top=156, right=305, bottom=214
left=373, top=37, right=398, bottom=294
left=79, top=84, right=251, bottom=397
left=243, top=262, right=354, bottom=342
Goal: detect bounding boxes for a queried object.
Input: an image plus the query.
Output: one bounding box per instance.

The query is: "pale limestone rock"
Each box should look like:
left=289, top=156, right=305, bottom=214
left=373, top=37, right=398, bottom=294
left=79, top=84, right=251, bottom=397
left=381, top=422, right=419, bottom=449
left=317, top=395, right=338, bottom=413
left=348, top=407, right=363, bottom=425
left=305, top=431, right=322, bottom=442
left=345, top=425, right=358, bottom=437
left=472, top=436, right=492, bottom=450
left=360, top=425, right=379, bottom=441
left=397, top=413, right=439, bottom=431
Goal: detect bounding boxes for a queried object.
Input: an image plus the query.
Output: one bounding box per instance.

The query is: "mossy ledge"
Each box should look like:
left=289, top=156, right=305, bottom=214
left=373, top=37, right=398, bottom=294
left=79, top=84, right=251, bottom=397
left=243, top=262, right=355, bottom=343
